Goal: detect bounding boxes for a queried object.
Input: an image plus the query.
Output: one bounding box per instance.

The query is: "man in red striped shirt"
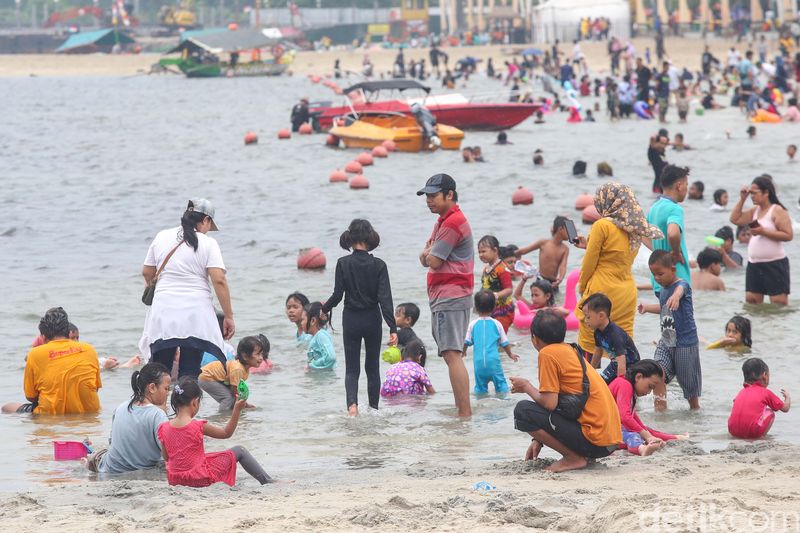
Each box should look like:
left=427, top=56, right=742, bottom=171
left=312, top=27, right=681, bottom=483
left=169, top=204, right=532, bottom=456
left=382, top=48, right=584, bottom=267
left=418, top=174, right=474, bottom=417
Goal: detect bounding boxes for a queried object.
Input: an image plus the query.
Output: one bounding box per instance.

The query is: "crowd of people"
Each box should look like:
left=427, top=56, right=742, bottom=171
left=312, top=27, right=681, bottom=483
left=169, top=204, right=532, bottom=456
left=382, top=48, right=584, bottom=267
left=3, top=160, right=794, bottom=479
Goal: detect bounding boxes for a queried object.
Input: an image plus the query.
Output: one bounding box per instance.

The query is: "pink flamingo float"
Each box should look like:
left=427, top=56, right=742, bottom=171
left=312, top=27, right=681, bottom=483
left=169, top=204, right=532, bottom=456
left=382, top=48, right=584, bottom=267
left=513, top=268, right=581, bottom=331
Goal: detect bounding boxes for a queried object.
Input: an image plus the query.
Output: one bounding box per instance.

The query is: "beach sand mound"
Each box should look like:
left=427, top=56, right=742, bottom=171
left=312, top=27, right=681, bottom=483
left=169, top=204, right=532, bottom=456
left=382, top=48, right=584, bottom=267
left=3, top=442, right=800, bottom=531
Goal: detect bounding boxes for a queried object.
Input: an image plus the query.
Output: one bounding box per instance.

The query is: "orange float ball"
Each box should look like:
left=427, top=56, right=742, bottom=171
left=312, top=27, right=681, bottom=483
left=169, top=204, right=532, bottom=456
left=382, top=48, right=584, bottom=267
left=228, top=22, right=238, bottom=30
left=298, top=123, right=313, bottom=135
left=329, top=169, right=348, bottom=183
left=345, top=160, right=363, bottom=174
left=297, top=248, right=326, bottom=270
left=357, top=152, right=374, bottom=166
left=371, top=145, right=388, bottom=157
left=381, top=139, right=397, bottom=152
left=243, top=131, right=258, bottom=145
left=277, top=129, right=291, bottom=139
left=511, top=186, right=534, bottom=205
left=582, top=204, right=601, bottom=224
left=574, top=193, right=593, bottom=210
left=349, top=174, right=370, bottom=189
left=326, top=134, right=340, bottom=147
left=309, top=75, right=321, bottom=84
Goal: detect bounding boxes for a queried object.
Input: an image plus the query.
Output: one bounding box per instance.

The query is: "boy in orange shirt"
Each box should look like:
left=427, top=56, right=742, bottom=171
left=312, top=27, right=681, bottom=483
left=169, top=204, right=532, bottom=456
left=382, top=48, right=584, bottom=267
left=2, top=307, right=101, bottom=415
left=510, top=310, right=621, bottom=472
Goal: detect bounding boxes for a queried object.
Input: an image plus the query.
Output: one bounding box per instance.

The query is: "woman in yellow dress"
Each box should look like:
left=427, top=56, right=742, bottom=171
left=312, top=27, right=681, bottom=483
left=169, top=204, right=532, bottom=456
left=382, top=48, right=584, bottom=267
left=575, top=183, right=663, bottom=354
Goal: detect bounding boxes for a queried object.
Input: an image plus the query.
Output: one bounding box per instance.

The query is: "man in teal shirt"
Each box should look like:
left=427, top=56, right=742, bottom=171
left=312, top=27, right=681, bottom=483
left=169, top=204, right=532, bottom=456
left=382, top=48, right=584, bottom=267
left=646, top=165, right=691, bottom=293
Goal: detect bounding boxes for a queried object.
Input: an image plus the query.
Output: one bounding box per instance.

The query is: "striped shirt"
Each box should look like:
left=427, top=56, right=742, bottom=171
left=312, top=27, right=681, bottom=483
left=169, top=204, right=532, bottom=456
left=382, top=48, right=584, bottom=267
left=427, top=205, right=474, bottom=311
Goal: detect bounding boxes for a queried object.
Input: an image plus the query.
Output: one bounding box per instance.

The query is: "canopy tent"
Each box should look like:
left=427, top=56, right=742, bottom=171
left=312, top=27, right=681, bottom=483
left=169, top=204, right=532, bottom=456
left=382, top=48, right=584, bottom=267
left=167, top=28, right=277, bottom=55
left=56, top=28, right=136, bottom=54
left=343, top=80, right=431, bottom=94
left=531, top=0, right=630, bottom=44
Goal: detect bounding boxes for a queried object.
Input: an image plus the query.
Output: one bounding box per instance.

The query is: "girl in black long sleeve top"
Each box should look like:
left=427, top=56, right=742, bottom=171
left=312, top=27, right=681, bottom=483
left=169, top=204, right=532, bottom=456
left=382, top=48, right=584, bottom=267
left=323, top=219, right=397, bottom=415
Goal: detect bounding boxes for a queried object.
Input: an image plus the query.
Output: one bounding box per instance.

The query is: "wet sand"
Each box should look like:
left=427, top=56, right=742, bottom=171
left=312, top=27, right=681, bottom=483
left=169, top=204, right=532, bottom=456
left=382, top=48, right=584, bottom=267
left=3, top=440, right=798, bottom=531
left=0, top=36, right=762, bottom=78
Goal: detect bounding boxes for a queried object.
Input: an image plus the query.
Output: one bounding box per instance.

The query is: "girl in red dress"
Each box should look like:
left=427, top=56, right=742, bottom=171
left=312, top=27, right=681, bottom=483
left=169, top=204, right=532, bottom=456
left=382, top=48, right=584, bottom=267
left=158, top=378, right=273, bottom=487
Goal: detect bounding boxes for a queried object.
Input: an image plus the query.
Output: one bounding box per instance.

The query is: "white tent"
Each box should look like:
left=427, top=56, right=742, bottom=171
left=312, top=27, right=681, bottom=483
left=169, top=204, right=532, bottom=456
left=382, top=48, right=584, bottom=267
left=531, top=0, right=631, bottom=44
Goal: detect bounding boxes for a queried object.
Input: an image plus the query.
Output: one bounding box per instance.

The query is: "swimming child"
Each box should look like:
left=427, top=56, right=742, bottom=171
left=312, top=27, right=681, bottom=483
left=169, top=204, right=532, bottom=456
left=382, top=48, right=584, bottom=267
left=305, top=301, right=337, bottom=370
left=688, top=180, right=705, bottom=200
left=499, top=244, right=521, bottom=278
left=513, top=276, right=569, bottom=318
left=249, top=334, right=274, bottom=374
left=157, top=378, right=275, bottom=487
left=707, top=316, right=752, bottom=352
left=581, top=293, right=641, bottom=384
left=639, top=250, right=702, bottom=411
left=736, top=224, right=752, bottom=245
left=322, top=219, right=397, bottom=414
left=285, top=292, right=312, bottom=346
left=709, top=188, right=728, bottom=211
left=87, top=362, right=171, bottom=474
left=516, top=215, right=570, bottom=290
left=380, top=339, right=435, bottom=397
left=609, top=360, right=688, bottom=456
left=728, top=358, right=791, bottom=439
left=395, top=302, right=421, bottom=356
left=789, top=144, right=797, bottom=162
left=477, top=235, right=515, bottom=332
left=463, top=290, right=520, bottom=394
left=713, top=226, right=744, bottom=268
left=673, top=132, right=691, bottom=150
left=199, top=335, right=265, bottom=410
left=691, top=248, right=725, bottom=291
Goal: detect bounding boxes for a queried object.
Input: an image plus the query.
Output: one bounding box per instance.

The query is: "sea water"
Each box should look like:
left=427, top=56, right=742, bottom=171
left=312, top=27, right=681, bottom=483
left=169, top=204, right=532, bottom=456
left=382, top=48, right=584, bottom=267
left=1, top=72, right=798, bottom=490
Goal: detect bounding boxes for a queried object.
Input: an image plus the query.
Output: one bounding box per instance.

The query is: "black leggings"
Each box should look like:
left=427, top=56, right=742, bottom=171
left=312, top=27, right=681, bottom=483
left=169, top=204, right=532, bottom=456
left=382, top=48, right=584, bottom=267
left=342, top=307, right=383, bottom=409
left=151, top=345, right=204, bottom=379
left=230, top=445, right=273, bottom=485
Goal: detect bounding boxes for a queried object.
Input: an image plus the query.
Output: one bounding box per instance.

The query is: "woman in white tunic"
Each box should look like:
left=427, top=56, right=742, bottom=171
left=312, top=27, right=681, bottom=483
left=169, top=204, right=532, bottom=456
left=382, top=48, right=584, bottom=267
left=139, top=199, right=235, bottom=378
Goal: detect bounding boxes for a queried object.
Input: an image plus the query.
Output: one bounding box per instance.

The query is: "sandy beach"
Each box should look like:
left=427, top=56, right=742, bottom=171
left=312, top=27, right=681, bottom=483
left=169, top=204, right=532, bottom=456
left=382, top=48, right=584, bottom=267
left=2, top=440, right=798, bottom=531
left=0, top=36, right=761, bottom=78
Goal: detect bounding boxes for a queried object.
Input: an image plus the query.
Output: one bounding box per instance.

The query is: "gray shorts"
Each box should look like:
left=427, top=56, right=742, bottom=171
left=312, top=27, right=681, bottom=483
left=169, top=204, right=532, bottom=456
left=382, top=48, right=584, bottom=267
left=431, top=308, right=471, bottom=356
left=654, top=342, right=702, bottom=399
left=199, top=380, right=236, bottom=410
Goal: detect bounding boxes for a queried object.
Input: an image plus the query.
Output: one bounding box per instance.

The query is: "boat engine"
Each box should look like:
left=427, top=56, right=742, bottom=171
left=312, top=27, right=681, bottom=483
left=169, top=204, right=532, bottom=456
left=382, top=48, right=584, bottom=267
left=410, top=103, right=440, bottom=150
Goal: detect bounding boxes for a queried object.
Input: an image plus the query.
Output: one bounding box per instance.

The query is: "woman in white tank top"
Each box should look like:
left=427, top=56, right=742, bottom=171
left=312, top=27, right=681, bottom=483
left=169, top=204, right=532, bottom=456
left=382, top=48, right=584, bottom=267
left=730, top=176, right=793, bottom=305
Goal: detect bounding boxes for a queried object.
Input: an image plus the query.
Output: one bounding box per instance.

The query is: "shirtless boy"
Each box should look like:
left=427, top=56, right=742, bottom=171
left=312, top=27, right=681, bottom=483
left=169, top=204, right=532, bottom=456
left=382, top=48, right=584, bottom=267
left=517, top=216, right=570, bottom=290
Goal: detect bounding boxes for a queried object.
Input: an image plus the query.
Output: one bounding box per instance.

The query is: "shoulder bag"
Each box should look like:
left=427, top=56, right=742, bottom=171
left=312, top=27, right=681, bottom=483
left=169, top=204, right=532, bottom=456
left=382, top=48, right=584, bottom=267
left=141, top=240, right=184, bottom=306
left=554, top=343, right=591, bottom=420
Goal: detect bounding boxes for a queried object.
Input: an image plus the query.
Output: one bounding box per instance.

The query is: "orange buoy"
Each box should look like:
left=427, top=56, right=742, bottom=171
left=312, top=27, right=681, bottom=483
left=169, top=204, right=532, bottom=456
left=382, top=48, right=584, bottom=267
left=574, top=193, right=593, bottom=210
left=278, top=129, right=291, bottom=139
left=243, top=131, right=258, bottom=145
left=228, top=23, right=238, bottom=31
left=357, top=152, right=374, bottom=166
left=298, top=123, right=313, bottom=135
left=382, top=139, right=396, bottom=152
left=309, top=75, right=321, bottom=84
left=511, top=186, right=534, bottom=205
left=345, top=160, right=363, bottom=174
left=349, top=174, right=370, bottom=189
left=326, top=134, right=340, bottom=147
left=329, top=169, right=348, bottom=183
left=371, top=145, right=388, bottom=158
left=582, top=204, right=601, bottom=224
left=333, top=86, right=343, bottom=95
left=297, top=248, right=326, bottom=270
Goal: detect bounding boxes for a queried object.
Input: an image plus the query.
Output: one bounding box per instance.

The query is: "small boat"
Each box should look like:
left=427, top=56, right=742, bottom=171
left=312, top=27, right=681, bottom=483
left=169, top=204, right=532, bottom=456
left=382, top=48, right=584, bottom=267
left=157, top=28, right=293, bottom=78
left=309, top=79, right=539, bottom=132
left=330, top=111, right=464, bottom=152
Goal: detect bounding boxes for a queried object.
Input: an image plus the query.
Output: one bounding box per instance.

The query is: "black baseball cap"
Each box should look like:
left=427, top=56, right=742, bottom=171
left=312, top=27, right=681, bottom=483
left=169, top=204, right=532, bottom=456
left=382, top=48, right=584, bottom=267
left=417, top=173, right=457, bottom=196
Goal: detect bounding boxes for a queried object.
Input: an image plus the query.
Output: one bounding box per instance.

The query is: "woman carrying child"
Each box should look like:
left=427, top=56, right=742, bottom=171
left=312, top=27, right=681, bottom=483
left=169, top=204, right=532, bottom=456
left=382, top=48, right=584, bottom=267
left=87, top=363, right=171, bottom=473
left=477, top=235, right=515, bottom=331
left=322, top=219, right=397, bottom=415
left=198, top=336, right=266, bottom=410
left=609, top=360, right=687, bottom=456
left=158, top=378, right=276, bottom=487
